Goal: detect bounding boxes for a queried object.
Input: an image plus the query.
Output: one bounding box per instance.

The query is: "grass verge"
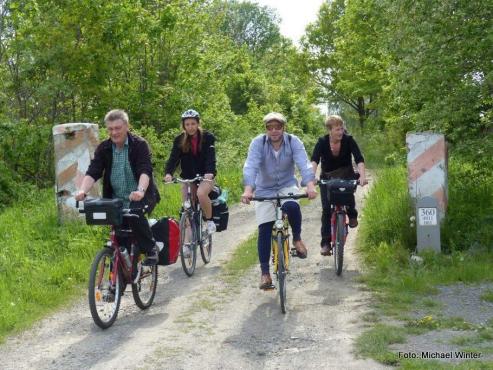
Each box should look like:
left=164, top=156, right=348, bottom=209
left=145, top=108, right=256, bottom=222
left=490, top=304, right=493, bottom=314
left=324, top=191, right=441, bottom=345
left=354, top=134, right=493, bottom=367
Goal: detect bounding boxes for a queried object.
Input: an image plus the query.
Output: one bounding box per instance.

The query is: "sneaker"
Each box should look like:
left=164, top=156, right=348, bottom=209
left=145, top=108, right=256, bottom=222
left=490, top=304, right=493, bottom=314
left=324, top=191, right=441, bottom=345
left=320, top=244, right=332, bottom=256
left=348, top=218, right=358, bottom=228
left=182, top=243, right=191, bottom=258
left=142, top=246, right=158, bottom=266
left=207, top=220, right=216, bottom=234
left=259, top=273, right=273, bottom=290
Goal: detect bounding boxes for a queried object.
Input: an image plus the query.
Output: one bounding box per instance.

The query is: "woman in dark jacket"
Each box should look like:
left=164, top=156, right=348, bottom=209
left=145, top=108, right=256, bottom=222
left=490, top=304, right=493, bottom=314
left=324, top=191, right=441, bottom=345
left=164, top=109, right=217, bottom=234
left=311, top=115, right=367, bottom=256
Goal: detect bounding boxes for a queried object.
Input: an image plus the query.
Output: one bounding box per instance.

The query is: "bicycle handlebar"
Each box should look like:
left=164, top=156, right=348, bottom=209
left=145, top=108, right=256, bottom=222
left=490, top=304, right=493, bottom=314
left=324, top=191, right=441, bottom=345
left=164, top=176, right=213, bottom=184
left=317, top=179, right=359, bottom=186
left=252, top=193, right=309, bottom=202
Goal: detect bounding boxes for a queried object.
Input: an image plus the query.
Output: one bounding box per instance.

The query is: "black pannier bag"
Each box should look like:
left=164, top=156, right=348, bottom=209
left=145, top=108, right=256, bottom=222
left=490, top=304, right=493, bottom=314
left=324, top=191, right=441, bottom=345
left=212, top=201, right=229, bottom=232
left=84, top=198, right=123, bottom=225
left=326, top=179, right=357, bottom=206
left=209, top=185, right=229, bottom=232
left=209, top=185, right=221, bottom=201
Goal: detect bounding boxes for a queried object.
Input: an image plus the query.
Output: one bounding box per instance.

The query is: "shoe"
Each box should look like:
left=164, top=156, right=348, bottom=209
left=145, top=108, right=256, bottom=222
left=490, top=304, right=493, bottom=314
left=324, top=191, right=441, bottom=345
left=293, top=240, right=307, bottom=259
left=259, top=274, right=273, bottom=290
left=142, top=246, right=158, bottom=266
left=348, top=218, right=358, bottom=228
left=182, top=243, right=191, bottom=258
left=320, top=244, right=332, bottom=256
left=207, top=220, right=216, bottom=234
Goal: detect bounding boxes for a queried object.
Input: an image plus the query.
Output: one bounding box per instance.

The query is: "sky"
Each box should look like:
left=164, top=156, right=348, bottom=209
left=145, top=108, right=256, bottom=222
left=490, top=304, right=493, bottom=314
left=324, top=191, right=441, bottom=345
left=251, top=0, right=325, bottom=45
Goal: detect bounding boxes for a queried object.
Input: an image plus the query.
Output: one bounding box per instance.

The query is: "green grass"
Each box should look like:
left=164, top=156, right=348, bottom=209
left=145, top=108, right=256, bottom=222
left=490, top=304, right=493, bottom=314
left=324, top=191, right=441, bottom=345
left=0, top=189, right=104, bottom=342
left=221, top=234, right=258, bottom=284
left=355, top=324, right=405, bottom=365
left=481, top=290, right=493, bottom=303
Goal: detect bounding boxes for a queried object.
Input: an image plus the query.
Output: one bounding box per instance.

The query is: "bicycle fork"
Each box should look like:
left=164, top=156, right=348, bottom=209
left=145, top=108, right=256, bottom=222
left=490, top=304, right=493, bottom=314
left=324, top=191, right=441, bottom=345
left=330, top=209, right=349, bottom=246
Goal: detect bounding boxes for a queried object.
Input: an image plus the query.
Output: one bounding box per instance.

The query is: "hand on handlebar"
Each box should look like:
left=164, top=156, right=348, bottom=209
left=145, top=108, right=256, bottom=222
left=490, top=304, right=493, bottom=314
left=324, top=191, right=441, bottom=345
left=129, top=190, right=144, bottom=202
left=75, top=190, right=87, bottom=201
left=306, top=183, right=318, bottom=200
left=358, top=177, right=368, bottom=186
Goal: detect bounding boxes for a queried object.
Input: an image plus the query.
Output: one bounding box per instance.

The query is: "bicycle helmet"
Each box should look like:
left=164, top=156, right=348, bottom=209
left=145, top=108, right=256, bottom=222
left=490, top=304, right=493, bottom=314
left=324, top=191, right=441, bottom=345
left=181, top=109, right=200, bottom=121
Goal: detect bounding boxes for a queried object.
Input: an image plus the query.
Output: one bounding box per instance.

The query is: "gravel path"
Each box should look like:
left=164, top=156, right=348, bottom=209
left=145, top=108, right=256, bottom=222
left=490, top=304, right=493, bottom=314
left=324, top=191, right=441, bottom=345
left=0, top=185, right=386, bottom=370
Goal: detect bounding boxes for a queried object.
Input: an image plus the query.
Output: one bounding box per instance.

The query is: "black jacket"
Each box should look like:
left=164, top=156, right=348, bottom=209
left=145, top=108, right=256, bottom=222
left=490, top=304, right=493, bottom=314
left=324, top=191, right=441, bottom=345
left=311, top=134, right=364, bottom=178
left=165, top=131, right=216, bottom=179
left=86, top=133, right=161, bottom=213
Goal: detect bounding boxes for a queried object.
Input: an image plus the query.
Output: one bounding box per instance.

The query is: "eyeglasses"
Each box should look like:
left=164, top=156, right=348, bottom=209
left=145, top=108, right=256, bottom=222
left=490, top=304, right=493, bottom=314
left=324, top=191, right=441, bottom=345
left=266, top=124, right=283, bottom=131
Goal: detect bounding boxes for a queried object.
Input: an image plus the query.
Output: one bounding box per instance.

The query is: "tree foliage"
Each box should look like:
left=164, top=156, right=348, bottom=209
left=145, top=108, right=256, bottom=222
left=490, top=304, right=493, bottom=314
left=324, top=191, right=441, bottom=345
left=304, top=0, right=493, bottom=139
left=0, top=0, right=322, bottom=207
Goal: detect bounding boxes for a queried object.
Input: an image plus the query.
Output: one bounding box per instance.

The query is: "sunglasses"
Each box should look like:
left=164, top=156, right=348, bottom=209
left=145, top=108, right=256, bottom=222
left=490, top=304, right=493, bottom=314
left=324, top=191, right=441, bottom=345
left=266, top=123, right=283, bottom=131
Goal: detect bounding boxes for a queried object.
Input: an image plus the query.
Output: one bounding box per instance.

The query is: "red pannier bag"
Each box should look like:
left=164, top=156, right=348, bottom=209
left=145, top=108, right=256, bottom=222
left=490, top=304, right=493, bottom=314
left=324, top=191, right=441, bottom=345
left=151, top=217, right=180, bottom=265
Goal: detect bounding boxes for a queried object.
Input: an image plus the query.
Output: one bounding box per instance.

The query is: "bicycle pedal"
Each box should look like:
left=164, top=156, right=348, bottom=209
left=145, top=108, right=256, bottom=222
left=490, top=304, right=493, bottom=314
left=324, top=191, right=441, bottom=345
left=261, top=284, right=276, bottom=291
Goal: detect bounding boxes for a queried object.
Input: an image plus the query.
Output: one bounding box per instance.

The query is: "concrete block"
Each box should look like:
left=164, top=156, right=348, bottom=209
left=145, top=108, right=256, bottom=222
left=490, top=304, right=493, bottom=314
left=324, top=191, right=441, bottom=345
left=53, top=123, right=100, bottom=223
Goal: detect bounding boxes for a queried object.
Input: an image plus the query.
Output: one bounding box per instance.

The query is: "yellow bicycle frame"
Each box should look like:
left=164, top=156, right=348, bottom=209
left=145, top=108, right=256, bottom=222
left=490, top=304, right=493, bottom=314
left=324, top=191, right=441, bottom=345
left=271, top=217, right=290, bottom=273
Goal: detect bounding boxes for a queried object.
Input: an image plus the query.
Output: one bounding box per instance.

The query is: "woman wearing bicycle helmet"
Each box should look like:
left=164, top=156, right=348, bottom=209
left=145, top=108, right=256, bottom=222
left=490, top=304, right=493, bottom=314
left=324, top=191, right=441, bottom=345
left=164, top=109, right=217, bottom=233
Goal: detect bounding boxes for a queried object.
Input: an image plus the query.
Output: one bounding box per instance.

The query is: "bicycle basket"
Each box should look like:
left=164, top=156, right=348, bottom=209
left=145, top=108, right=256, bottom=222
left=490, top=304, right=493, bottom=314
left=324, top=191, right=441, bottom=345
left=84, top=198, right=123, bottom=226
left=325, top=179, right=357, bottom=206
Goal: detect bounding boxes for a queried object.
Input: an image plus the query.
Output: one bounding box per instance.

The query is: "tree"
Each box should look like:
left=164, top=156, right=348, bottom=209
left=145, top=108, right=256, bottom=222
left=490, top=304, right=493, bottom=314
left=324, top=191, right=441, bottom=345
left=303, top=0, right=388, bottom=128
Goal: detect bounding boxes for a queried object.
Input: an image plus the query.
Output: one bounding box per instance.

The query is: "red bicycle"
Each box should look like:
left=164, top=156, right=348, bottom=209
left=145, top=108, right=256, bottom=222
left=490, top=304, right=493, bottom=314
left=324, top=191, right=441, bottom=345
left=318, top=179, right=358, bottom=276
left=79, top=198, right=158, bottom=329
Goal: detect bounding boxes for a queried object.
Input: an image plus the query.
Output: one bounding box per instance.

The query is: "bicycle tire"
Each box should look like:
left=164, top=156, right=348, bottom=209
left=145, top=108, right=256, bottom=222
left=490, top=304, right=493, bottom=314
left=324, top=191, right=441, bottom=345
left=179, top=212, right=197, bottom=276
left=199, top=219, right=213, bottom=264
left=88, top=247, right=122, bottom=329
left=334, top=213, right=345, bottom=276
left=132, top=253, right=158, bottom=309
left=277, top=232, right=287, bottom=314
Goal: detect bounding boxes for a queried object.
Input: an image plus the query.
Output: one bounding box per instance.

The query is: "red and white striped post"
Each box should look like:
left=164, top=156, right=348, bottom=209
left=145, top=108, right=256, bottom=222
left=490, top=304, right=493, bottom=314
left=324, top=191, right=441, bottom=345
left=407, top=133, right=448, bottom=252
left=407, top=133, right=448, bottom=221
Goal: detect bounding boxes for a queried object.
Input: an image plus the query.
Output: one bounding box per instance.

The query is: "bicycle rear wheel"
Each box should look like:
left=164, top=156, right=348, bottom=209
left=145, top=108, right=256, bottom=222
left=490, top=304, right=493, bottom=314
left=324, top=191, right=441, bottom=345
left=88, top=247, right=122, bottom=329
left=334, top=213, right=345, bottom=276
left=132, top=254, right=158, bottom=309
left=180, top=212, right=197, bottom=276
left=277, top=233, right=287, bottom=314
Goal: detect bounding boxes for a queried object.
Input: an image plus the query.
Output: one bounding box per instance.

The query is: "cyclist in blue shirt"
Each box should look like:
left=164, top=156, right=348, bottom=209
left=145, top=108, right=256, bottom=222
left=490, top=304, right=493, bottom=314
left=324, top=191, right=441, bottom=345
left=241, top=112, right=317, bottom=289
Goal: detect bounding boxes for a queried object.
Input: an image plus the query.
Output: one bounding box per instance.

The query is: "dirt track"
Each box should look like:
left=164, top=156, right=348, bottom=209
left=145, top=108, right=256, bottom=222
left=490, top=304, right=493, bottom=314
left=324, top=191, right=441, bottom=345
left=0, top=184, right=387, bottom=369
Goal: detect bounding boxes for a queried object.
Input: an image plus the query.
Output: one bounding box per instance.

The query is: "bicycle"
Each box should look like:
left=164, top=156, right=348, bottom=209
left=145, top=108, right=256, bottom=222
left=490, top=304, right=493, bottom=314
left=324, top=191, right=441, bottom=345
left=318, top=179, right=358, bottom=276
left=165, top=176, right=213, bottom=277
left=78, top=198, right=158, bottom=329
left=251, top=193, right=308, bottom=314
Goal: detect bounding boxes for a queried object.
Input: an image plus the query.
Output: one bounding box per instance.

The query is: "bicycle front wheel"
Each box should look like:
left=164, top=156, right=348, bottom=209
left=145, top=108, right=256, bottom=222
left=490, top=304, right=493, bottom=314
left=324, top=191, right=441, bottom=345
left=88, top=248, right=122, bottom=329
left=180, top=212, right=197, bottom=276
left=132, top=254, right=158, bottom=309
left=277, top=232, right=287, bottom=314
left=334, top=213, right=345, bottom=276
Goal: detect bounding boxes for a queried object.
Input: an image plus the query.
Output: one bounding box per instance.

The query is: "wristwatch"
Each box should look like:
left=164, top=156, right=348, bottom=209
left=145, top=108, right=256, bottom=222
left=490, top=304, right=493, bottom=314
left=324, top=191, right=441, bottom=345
left=137, top=187, right=146, bottom=193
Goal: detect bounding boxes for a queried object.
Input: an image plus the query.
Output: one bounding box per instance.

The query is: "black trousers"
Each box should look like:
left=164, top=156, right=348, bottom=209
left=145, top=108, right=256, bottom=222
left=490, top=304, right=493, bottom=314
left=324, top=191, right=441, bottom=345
left=118, top=200, right=155, bottom=254
left=319, top=184, right=357, bottom=246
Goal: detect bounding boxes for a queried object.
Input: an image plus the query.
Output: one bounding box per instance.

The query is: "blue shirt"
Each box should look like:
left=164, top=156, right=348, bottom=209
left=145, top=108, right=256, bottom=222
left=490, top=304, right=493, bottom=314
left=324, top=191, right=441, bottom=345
left=243, top=133, right=315, bottom=197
